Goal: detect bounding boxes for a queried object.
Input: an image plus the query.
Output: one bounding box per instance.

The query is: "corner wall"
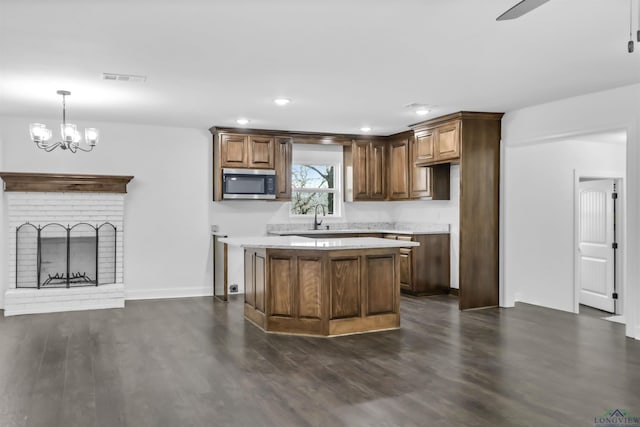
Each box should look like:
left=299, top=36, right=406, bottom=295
left=501, top=83, right=640, bottom=339
left=504, top=139, right=625, bottom=312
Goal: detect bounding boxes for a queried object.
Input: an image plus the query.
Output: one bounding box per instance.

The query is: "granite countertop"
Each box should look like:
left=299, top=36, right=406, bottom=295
left=219, top=236, right=420, bottom=250
left=267, top=224, right=449, bottom=236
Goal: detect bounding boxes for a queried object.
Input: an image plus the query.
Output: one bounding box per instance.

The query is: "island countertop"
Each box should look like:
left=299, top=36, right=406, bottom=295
left=219, top=236, right=420, bottom=250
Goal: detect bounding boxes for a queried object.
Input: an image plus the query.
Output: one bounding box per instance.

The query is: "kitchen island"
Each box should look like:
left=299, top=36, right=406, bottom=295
left=219, top=236, right=419, bottom=336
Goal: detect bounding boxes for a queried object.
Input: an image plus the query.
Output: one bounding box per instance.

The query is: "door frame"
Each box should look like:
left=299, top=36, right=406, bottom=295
left=573, top=170, right=625, bottom=315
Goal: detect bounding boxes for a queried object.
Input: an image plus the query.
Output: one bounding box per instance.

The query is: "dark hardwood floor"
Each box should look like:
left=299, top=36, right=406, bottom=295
left=0, top=295, right=638, bottom=427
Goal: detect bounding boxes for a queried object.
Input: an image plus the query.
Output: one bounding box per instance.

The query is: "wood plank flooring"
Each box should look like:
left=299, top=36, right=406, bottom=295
left=0, top=295, right=638, bottom=427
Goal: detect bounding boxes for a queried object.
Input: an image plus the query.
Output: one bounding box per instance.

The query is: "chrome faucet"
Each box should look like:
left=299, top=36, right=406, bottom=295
left=313, top=204, right=326, bottom=230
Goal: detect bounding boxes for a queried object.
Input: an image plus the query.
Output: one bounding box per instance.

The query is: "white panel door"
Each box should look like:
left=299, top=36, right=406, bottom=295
left=578, top=179, right=615, bottom=313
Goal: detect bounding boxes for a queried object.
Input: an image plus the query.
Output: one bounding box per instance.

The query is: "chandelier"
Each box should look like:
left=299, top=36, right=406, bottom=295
left=29, top=90, right=99, bottom=153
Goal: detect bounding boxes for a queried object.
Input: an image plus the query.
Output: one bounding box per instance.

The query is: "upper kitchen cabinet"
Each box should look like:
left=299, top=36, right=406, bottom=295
left=218, top=132, right=274, bottom=169
left=389, top=134, right=410, bottom=200
left=274, top=137, right=292, bottom=200
left=413, top=128, right=435, bottom=164
left=346, top=140, right=387, bottom=201
left=220, top=134, right=249, bottom=168
left=388, top=131, right=449, bottom=201
left=212, top=129, right=279, bottom=200
left=248, top=136, right=275, bottom=169
left=370, top=141, right=387, bottom=200
left=435, top=120, right=460, bottom=161
left=409, top=134, right=431, bottom=199
left=412, top=118, right=461, bottom=166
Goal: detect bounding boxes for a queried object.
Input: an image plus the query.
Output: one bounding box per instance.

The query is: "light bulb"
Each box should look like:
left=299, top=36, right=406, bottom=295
left=29, top=123, right=51, bottom=142
left=85, top=128, right=99, bottom=146
left=61, top=123, right=77, bottom=142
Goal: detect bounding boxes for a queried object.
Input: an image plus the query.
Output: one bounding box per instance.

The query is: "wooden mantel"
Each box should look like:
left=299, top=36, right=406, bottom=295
left=0, top=172, right=134, bottom=193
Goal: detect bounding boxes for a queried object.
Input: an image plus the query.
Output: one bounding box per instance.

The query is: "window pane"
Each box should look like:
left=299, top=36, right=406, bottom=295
left=292, top=165, right=334, bottom=189
left=291, top=191, right=335, bottom=215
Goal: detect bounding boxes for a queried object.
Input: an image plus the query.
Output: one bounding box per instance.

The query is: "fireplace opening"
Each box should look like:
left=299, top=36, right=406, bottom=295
left=16, top=222, right=117, bottom=289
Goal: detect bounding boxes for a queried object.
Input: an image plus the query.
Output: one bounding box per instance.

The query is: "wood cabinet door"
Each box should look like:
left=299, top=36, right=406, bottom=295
left=329, top=257, right=361, bottom=319
left=414, top=129, right=435, bottom=164
left=365, top=254, right=396, bottom=315
left=410, top=135, right=432, bottom=198
left=254, top=252, right=266, bottom=313
left=248, top=135, right=275, bottom=169
left=269, top=256, right=294, bottom=317
left=220, top=134, right=248, bottom=168
left=389, top=138, right=410, bottom=200
left=435, top=121, right=460, bottom=161
left=369, top=141, right=387, bottom=200
left=352, top=141, right=370, bottom=200
left=399, top=248, right=412, bottom=290
left=274, top=137, right=292, bottom=200
left=244, top=250, right=255, bottom=307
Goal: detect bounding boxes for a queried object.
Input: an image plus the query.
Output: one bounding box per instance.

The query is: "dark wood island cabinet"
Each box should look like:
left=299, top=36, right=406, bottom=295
left=222, top=236, right=419, bottom=336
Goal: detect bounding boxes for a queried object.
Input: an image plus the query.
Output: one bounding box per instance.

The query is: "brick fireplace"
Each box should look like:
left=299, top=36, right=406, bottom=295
left=0, top=173, right=133, bottom=316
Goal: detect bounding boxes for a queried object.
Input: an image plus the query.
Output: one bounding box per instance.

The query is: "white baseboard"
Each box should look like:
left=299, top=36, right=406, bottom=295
left=5, top=300, right=124, bottom=316
left=4, top=283, right=125, bottom=316
left=125, top=286, right=213, bottom=301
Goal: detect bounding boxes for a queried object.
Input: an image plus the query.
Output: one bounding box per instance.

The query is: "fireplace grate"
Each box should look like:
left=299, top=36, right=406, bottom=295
left=16, top=222, right=117, bottom=289
left=42, top=272, right=94, bottom=287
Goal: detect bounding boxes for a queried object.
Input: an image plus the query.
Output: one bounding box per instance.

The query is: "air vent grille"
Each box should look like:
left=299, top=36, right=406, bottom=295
left=102, top=73, right=147, bottom=83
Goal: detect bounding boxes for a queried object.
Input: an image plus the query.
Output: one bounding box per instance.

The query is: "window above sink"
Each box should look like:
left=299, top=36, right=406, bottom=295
left=290, top=144, right=343, bottom=218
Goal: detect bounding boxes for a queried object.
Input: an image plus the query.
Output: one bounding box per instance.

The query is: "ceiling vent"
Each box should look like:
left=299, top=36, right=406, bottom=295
left=102, top=73, right=147, bottom=83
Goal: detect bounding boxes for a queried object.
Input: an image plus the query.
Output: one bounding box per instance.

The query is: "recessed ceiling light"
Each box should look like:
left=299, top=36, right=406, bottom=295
left=360, top=126, right=372, bottom=132
left=416, top=108, right=430, bottom=116
left=273, top=98, right=291, bottom=106
left=236, top=118, right=250, bottom=125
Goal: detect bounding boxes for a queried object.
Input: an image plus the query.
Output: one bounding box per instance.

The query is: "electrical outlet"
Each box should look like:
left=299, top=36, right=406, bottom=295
left=230, top=284, right=238, bottom=293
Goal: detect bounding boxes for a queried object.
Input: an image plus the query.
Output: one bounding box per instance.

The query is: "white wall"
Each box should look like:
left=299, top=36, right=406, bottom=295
left=0, top=116, right=212, bottom=305
left=504, top=139, right=625, bottom=312
left=501, top=83, right=640, bottom=339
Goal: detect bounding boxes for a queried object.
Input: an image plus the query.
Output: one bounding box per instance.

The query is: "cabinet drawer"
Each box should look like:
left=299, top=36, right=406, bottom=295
left=396, top=235, right=413, bottom=242
left=384, top=234, right=397, bottom=240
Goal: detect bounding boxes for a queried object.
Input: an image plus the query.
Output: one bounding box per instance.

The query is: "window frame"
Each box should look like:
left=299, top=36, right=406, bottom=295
left=289, top=162, right=343, bottom=218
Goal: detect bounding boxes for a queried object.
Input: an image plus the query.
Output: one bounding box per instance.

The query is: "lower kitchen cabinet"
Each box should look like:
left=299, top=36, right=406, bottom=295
left=399, top=248, right=412, bottom=290
left=385, top=233, right=450, bottom=296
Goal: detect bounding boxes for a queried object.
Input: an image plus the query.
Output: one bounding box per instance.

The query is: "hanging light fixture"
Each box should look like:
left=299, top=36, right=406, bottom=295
left=629, top=0, right=635, bottom=52
left=29, top=90, right=99, bottom=152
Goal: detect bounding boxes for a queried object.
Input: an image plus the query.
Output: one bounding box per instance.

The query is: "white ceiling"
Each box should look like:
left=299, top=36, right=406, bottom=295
left=1, top=0, right=639, bottom=135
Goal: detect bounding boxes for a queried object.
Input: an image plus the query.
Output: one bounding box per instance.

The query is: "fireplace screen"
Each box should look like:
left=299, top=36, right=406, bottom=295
left=16, top=222, right=117, bottom=288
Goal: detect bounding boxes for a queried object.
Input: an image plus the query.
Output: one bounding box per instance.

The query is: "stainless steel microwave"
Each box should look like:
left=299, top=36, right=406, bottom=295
left=222, top=168, right=276, bottom=200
